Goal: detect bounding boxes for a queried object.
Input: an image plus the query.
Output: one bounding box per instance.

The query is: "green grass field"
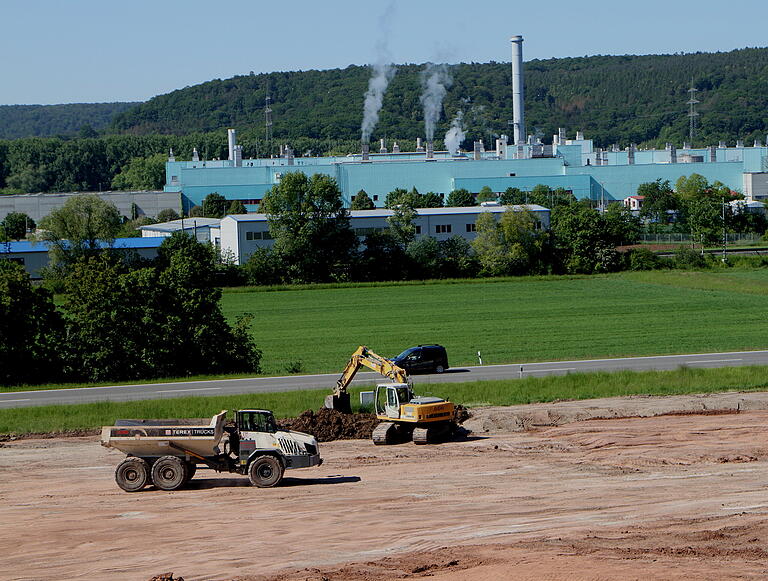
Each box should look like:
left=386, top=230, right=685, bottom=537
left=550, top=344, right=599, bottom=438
left=222, top=269, right=768, bottom=376
left=2, top=365, right=767, bottom=435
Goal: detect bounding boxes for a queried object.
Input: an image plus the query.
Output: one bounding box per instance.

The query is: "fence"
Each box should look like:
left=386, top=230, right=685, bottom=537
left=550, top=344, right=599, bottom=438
left=640, top=233, right=763, bottom=244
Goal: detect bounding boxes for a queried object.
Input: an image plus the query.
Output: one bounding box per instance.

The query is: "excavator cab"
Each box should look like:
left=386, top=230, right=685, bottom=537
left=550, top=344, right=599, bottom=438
left=375, top=383, right=413, bottom=419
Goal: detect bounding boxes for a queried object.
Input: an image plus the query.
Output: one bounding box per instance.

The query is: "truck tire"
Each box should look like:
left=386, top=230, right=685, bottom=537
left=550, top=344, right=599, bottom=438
left=248, top=455, right=283, bottom=488
left=115, top=457, right=150, bottom=492
left=151, top=456, right=187, bottom=491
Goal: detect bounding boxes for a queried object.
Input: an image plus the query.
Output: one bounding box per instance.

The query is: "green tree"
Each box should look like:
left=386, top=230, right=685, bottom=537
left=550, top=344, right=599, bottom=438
left=500, top=187, right=525, bottom=205
left=551, top=201, right=626, bottom=273
left=110, top=153, right=167, bottom=191
left=0, top=212, right=35, bottom=240
left=38, top=194, right=122, bottom=270
left=421, top=191, right=444, bottom=208
left=0, top=261, right=64, bottom=385
left=446, top=188, right=476, bottom=207
left=638, top=179, right=677, bottom=224
left=477, top=186, right=497, bottom=203
left=351, top=189, right=375, bottom=210
left=471, top=212, right=508, bottom=276
left=117, top=215, right=156, bottom=238
left=384, top=187, right=412, bottom=209
left=156, top=208, right=180, bottom=222
left=387, top=198, right=418, bottom=248
left=62, top=236, right=261, bottom=382
left=201, top=192, right=228, bottom=218
left=602, top=203, right=642, bottom=245
left=675, top=173, right=710, bottom=200
left=260, top=172, right=357, bottom=283
left=6, top=164, right=51, bottom=193
left=228, top=199, right=247, bottom=214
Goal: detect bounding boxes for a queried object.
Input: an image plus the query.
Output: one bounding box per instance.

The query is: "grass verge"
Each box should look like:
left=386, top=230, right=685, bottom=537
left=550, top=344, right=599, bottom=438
left=2, top=365, right=767, bottom=436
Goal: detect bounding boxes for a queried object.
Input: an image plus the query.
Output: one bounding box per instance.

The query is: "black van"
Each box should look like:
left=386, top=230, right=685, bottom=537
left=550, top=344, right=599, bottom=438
left=391, top=345, right=449, bottom=374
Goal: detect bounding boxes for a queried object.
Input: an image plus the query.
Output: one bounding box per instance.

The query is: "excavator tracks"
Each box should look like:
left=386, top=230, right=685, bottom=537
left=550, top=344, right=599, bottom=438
left=412, top=427, right=429, bottom=445
left=372, top=422, right=398, bottom=445
left=413, top=422, right=455, bottom=445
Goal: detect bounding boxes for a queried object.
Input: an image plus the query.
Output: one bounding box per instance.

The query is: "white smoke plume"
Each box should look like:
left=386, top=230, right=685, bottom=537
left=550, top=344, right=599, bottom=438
left=444, top=111, right=465, bottom=155
left=360, top=3, right=396, bottom=144
left=420, top=63, right=452, bottom=141
left=361, top=61, right=395, bottom=144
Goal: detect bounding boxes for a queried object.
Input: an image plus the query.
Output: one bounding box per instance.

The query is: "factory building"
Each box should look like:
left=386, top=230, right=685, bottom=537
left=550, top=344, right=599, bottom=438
left=162, top=35, right=768, bottom=213
left=219, top=204, right=550, bottom=265
left=164, top=133, right=768, bottom=214
left=0, top=190, right=182, bottom=222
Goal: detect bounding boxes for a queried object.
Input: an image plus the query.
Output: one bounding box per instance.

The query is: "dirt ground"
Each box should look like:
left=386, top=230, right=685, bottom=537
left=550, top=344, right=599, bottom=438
left=2, top=393, right=768, bottom=581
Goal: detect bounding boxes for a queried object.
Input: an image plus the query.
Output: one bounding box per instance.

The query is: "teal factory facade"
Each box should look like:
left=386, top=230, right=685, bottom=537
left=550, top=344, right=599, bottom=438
left=164, top=134, right=768, bottom=212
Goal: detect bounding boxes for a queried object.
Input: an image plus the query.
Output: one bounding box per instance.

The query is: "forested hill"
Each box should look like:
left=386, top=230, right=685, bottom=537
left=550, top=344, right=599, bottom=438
left=111, top=48, right=768, bottom=147
left=0, top=102, right=135, bottom=139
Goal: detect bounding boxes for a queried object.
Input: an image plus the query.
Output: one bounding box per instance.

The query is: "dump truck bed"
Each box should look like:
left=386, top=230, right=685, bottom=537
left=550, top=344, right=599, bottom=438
left=100, top=410, right=227, bottom=458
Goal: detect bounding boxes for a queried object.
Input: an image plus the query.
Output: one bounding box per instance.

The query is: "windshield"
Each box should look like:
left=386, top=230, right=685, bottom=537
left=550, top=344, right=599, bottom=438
left=240, top=412, right=277, bottom=433
left=395, top=347, right=418, bottom=360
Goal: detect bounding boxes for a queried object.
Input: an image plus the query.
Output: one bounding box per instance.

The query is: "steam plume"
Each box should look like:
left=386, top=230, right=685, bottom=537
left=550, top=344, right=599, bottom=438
left=444, top=111, right=465, bottom=155
left=360, top=4, right=396, bottom=144
left=361, top=61, right=395, bottom=144
left=420, top=63, right=452, bottom=141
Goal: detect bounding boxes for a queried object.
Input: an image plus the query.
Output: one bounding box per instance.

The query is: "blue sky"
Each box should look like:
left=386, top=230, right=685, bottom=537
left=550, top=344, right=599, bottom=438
left=1, top=0, right=766, bottom=105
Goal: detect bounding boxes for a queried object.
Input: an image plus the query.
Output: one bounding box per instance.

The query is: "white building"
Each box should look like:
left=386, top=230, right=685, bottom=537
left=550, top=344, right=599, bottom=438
left=219, top=205, right=550, bottom=265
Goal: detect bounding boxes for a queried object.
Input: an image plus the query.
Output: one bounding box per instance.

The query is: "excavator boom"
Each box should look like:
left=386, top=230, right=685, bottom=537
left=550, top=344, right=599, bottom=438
left=325, top=346, right=409, bottom=413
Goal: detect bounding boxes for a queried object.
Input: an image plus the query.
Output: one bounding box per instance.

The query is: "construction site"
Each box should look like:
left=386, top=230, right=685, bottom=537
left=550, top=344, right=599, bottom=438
left=2, top=390, right=768, bottom=580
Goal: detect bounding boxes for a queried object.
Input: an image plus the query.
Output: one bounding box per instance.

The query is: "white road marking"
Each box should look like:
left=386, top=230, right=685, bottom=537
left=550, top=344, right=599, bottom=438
left=524, top=367, right=577, bottom=373
left=155, top=388, right=223, bottom=394
left=0, top=399, right=31, bottom=403
left=686, top=359, right=744, bottom=364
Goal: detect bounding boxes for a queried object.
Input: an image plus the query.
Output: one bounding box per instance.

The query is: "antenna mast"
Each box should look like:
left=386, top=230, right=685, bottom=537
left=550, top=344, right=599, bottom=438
left=687, top=79, right=700, bottom=141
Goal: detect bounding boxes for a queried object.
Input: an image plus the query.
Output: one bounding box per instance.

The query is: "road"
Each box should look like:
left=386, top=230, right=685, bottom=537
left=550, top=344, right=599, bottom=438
left=2, top=349, right=768, bottom=409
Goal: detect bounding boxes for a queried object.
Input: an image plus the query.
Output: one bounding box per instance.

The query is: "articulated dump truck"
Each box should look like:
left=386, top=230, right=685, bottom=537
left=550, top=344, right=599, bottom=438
left=101, top=409, right=322, bottom=492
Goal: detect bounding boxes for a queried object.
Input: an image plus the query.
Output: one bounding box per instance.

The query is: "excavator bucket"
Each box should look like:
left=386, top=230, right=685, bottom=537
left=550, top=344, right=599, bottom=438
left=324, top=393, right=352, bottom=414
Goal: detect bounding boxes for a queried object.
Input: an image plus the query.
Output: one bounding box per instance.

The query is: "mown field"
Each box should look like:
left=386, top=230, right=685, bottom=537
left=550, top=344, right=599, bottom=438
left=3, top=366, right=767, bottom=435
left=222, top=269, right=768, bottom=376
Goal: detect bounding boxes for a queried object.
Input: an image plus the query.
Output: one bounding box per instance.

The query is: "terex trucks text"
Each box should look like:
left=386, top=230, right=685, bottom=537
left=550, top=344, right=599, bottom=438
left=101, top=409, right=322, bottom=492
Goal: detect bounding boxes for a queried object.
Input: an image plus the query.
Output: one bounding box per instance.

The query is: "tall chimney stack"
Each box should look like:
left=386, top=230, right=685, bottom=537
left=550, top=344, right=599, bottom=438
left=426, top=140, right=434, bottom=160
left=510, top=35, right=526, bottom=145
left=227, top=128, right=236, bottom=162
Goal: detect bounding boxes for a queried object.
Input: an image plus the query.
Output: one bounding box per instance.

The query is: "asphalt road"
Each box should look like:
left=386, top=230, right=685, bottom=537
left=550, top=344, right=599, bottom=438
left=2, top=350, right=768, bottom=409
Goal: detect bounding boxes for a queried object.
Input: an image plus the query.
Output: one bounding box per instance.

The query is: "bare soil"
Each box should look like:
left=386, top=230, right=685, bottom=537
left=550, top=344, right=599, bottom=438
left=2, top=393, right=768, bottom=581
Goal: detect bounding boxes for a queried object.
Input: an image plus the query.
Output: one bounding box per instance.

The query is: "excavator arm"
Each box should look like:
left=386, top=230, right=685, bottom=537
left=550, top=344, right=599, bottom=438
left=325, top=346, right=409, bottom=413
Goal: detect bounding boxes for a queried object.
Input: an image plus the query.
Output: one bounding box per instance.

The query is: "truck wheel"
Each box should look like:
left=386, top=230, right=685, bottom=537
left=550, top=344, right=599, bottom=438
left=248, top=455, right=283, bottom=488
left=115, top=457, right=150, bottom=492
left=151, top=456, right=187, bottom=491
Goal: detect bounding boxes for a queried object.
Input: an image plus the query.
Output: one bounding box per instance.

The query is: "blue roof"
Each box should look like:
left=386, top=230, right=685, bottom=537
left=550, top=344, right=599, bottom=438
left=3, top=237, right=166, bottom=254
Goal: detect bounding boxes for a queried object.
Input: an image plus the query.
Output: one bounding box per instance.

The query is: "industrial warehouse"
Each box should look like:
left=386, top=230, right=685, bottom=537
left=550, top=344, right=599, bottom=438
left=162, top=36, right=768, bottom=213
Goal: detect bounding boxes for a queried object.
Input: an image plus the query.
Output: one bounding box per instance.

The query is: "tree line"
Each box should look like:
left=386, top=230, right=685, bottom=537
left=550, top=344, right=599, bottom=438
left=109, top=48, right=768, bottom=148
left=0, top=225, right=261, bottom=387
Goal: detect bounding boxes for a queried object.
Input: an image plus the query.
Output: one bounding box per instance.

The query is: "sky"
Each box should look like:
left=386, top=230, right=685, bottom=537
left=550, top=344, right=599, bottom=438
left=1, top=0, right=767, bottom=106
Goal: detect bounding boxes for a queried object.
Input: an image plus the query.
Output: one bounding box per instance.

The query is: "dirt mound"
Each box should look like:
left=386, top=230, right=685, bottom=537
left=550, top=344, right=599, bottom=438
left=278, top=409, right=380, bottom=442
left=279, top=405, right=471, bottom=443
left=147, top=574, right=184, bottom=581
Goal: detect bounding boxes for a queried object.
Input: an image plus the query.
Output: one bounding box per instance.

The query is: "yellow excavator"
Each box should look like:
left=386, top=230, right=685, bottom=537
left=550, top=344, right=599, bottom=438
left=325, top=346, right=456, bottom=445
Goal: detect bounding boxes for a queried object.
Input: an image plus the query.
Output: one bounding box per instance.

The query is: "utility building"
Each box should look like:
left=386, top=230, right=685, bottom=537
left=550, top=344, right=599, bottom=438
left=219, top=204, right=550, bottom=265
